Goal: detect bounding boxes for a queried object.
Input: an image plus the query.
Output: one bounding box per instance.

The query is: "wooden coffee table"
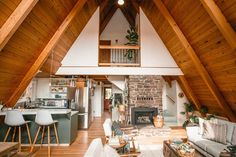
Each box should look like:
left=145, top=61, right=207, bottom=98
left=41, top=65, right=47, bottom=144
left=163, top=140, right=204, bottom=157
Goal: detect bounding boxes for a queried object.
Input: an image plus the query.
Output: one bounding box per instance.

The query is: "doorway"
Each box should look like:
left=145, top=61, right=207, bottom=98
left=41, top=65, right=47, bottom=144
left=104, top=87, right=112, bottom=111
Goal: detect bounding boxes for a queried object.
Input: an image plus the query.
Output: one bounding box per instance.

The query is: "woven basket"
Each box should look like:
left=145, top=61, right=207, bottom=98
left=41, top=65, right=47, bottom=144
left=177, top=149, right=195, bottom=157
left=153, top=116, right=164, bottom=128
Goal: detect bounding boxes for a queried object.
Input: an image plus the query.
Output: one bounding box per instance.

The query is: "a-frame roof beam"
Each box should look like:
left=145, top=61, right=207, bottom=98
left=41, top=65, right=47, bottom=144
left=120, top=7, right=135, bottom=27
left=100, top=5, right=118, bottom=34
left=153, top=0, right=236, bottom=121
left=200, top=0, right=236, bottom=50
left=178, top=76, right=201, bottom=110
left=0, top=0, right=38, bottom=51
left=6, top=0, right=88, bottom=107
left=100, top=0, right=110, bottom=13
left=130, top=0, right=140, bottom=14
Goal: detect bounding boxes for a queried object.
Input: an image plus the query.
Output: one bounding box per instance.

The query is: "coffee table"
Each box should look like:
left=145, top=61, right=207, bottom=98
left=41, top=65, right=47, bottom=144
left=163, top=140, right=204, bottom=157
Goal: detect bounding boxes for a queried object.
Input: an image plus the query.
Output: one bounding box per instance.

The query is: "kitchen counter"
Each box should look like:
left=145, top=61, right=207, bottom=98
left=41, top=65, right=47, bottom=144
left=0, top=109, right=79, bottom=145
left=0, top=109, right=76, bottom=116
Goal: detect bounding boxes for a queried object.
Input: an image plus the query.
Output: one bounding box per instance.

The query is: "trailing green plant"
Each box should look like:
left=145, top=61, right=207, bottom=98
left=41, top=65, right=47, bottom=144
left=180, top=102, right=199, bottom=128
left=124, top=26, right=139, bottom=60
left=200, top=105, right=208, bottom=115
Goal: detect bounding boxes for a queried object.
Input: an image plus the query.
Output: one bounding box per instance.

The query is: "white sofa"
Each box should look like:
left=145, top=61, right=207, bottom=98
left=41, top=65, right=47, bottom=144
left=186, top=118, right=236, bottom=157
left=84, top=138, right=120, bottom=157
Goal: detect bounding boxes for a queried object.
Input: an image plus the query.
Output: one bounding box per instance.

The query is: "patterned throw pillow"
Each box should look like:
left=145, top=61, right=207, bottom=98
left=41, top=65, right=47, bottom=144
left=202, top=121, right=227, bottom=144
left=112, top=121, right=123, bottom=136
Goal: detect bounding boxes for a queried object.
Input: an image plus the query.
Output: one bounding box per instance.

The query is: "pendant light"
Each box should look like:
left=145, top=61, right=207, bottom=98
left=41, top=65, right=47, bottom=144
left=118, top=0, right=124, bottom=5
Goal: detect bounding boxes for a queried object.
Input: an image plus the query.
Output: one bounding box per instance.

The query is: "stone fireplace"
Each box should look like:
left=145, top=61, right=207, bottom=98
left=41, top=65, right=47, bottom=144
left=128, top=75, right=163, bottom=121
left=131, top=107, right=158, bottom=125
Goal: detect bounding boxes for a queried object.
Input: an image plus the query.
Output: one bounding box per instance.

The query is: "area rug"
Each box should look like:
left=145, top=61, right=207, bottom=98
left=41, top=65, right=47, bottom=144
left=137, top=125, right=171, bottom=137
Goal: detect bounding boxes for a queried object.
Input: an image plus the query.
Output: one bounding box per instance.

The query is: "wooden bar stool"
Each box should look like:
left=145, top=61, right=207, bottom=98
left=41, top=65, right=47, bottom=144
left=4, top=110, right=32, bottom=152
left=30, top=110, right=59, bottom=157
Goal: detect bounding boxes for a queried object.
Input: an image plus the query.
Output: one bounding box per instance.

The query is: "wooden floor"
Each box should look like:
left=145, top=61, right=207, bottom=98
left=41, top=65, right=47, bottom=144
left=32, top=112, right=110, bottom=157
left=30, top=112, right=186, bottom=157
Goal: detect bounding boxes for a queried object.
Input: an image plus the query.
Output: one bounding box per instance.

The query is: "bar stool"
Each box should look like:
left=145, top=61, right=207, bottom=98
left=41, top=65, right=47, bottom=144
left=4, top=110, right=32, bottom=152
left=31, top=110, right=59, bottom=157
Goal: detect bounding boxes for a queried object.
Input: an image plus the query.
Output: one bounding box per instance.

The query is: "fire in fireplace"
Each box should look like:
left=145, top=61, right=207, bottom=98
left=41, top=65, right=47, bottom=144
left=131, top=107, right=158, bottom=125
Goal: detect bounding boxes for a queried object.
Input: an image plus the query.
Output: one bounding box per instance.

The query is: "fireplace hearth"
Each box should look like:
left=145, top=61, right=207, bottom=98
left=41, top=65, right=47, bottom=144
left=131, top=107, right=158, bottom=125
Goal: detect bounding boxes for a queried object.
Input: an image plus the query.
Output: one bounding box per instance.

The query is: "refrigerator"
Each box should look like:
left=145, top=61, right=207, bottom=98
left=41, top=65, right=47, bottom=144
left=75, top=81, right=93, bottom=129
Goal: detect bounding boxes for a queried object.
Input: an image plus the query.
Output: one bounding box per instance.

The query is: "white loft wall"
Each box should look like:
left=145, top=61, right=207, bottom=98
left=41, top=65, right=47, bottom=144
left=100, top=9, right=130, bottom=45
left=61, top=8, right=99, bottom=67
left=140, top=9, right=178, bottom=68
left=57, top=7, right=183, bottom=75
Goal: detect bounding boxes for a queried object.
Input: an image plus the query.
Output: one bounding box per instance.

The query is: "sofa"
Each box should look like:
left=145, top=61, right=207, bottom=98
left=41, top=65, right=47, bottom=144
left=186, top=118, right=236, bottom=157
left=84, top=138, right=120, bottom=157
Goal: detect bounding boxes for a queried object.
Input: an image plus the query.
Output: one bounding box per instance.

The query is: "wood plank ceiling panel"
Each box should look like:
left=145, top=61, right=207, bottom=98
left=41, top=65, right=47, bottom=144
left=0, top=0, right=76, bottom=103
left=163, top=0, right=236, bottom=115
left=214, top=0, right=236, bottom=31
left=41, top=0, right=98, bottom=74
left=141, top=0, right=229, bottom=117
left=0, top=0, right=21, bottom=27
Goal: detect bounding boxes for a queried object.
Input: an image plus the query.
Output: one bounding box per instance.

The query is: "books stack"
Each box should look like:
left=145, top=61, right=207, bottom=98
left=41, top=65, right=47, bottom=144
left=108, top=136, right=120, bottom=146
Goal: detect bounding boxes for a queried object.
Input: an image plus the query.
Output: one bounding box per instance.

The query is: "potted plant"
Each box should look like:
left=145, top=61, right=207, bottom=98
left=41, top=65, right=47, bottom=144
left=125, top=26, right=139, bottom=61
left=180, top=102, right=199, bottom=128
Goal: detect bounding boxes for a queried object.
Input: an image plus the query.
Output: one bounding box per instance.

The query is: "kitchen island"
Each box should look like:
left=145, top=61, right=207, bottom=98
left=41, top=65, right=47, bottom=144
left=0, top=109, right=78, bottom=145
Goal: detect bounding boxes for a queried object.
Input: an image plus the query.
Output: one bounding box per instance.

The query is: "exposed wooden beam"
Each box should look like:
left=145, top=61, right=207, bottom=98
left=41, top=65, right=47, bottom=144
left=153, top=0, right=236, bottom=121
left=130, top=0, right=140, bottom=14
left=200, top=0, right=236, bottom=50
left=100, top=0, right=110, bottom=13
left=162, top=76, right=172, bottom=87
left=100, top=6, right=117, bottom=34
left=6, top=0, right=88, bottom=107
left=120, top=7, right=135, bottom=27
left=178, top=76, right=201, bottom=110
left=0, top=0, right=38, bottom=51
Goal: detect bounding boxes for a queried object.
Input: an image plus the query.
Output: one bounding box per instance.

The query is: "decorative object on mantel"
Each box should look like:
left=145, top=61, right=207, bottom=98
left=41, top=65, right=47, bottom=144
left=125, top=26, right=139, bottom=61
left=153, top=115, right=164, bottom=128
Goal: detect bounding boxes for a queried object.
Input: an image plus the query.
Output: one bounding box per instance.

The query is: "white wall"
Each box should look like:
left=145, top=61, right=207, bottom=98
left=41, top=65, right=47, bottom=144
left=100, top=9, right=130, bottom=45
left=162, top=79, right=188, bottom=125
left=162, top=81, right=177, bottom=116
left=140, top=9, right=178, bottom=68
left=36, top=78, right=50, bottom=98
left=61, top=8, right=99, bottom=67
left=57, top=67, right=183, bottom=75
left=93, top=83, right=104, bottom=117
left=176, top=81, right=188, bottom=125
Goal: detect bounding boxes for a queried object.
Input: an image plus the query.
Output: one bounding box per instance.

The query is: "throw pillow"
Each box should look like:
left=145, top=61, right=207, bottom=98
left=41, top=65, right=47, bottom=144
left=202, top=121, right=227, bottom=144
left=112, top=121, right=123, bottom=136
left=198, top=117, right=217, bottom=135
left=216, top=119, right=234, bottom=143
left=232, top=126, right=236, bottom=145
left=103, top=144, right=120, bottom=157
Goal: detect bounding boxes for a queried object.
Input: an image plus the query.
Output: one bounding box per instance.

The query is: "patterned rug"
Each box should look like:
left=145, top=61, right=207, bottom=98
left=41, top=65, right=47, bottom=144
left=137, top=125, right=171, bottom=137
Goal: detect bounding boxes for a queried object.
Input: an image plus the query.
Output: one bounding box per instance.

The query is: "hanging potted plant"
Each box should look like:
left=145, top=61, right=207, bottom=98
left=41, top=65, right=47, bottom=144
left=124, top=26, right=139, bottom=61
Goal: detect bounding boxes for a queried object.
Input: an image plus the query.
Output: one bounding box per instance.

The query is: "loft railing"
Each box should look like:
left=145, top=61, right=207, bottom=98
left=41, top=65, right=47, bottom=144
left=99, top=45, right=140, bottom=67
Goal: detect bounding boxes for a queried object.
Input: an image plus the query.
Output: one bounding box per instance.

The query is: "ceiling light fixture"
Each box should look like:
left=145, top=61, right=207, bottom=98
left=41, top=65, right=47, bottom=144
left=118, top=0, right=124, bottom=5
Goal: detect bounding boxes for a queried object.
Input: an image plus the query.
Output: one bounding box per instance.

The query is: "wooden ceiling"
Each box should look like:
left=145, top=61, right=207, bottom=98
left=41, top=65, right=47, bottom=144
left=0, top=0, right=236, bottom=121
